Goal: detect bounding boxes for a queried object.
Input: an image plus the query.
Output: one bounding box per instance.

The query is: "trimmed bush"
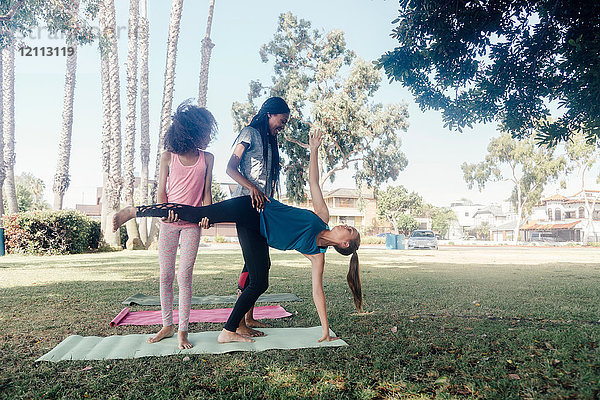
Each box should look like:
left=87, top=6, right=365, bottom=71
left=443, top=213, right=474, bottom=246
left=3, top=210, right=101, bottom=255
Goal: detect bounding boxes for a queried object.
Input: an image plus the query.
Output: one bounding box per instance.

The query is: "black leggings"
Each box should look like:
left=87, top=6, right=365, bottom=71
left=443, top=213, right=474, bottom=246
left=137, top=196, right=268, bottom=332
left=137, top=196, right=259, bottom=229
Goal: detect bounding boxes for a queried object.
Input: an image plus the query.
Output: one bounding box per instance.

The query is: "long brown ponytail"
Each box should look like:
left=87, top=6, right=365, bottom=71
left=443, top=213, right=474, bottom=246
left=346, top=251, right=362, bottom=312
left=334, top=232, right=362, bottom=312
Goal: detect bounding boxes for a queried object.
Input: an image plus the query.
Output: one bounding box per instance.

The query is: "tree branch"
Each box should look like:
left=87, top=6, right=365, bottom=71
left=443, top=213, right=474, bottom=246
left=284, top=135, right=309, bottom=149
left=0, top=0, right=24, bottom=22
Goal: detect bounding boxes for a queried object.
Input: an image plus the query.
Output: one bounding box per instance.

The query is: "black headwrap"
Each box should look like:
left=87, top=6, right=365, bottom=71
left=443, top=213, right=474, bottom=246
left=248, top=97, right=290, bottom=196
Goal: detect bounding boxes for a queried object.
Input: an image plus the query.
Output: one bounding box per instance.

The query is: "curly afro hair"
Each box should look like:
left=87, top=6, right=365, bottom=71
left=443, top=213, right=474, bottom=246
left=164, top=99, right=218, bottom=154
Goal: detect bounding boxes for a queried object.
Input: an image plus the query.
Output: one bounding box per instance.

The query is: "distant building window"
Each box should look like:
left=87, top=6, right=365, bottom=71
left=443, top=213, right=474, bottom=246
left=465, top=212, right=469, bottom=217
left=547, top=208, right=552, bottom=221
left=565, top=211, right=575, bottom=219
left=594, top=211, right=600, bottom=221
left=555, top=209, right=561, bottom=221
left=336, top=198, right=356, bottom=208
left=579, top=207, right=585, bottom=218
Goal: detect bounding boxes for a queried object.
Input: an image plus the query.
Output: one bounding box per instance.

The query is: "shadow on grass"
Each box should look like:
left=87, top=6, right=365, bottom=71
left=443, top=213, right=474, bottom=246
left=1, top=250, right=599, bottom=399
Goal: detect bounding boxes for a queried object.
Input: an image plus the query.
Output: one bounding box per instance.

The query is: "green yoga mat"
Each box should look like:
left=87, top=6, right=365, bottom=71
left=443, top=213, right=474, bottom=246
left=36, top=327, right=347, bottom=362
left=122, top=292, right=302, bottom=306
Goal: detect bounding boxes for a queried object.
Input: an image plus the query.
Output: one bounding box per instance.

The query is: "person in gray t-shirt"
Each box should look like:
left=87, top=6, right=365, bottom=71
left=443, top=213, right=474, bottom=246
left=224, top=97, right=290, bottom=341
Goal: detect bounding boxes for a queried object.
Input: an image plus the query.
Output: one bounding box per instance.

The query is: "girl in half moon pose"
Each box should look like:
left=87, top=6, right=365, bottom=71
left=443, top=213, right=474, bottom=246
left=113, top=130, right=361, bottom=344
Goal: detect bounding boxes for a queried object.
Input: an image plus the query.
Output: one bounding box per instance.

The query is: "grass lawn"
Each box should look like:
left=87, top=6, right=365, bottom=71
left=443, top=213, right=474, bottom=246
left=1, top=246, right=599, bottom=399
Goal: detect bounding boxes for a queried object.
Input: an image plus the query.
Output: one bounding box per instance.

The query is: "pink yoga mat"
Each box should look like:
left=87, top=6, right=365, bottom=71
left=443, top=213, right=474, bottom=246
left=110, top=305, right=292, bottom=327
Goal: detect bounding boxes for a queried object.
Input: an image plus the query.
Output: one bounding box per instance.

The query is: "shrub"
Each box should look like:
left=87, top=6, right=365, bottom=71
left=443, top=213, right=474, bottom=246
left=2, top=210, right=101, bottom=255
left=361, top=236, right=385, bottom=244
left=214, top=235, right=227, bottom=243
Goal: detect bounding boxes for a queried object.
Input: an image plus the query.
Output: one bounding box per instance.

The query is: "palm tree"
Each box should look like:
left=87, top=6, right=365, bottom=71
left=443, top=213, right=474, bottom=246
left=99, top=0, right=122, bottom=247
left=122, top=0, right=142, bottom=248
left=197, top=0, right=215, bottom=107
left=147, top=0, right=184, bottom=244
left=138, top=0, right=150, bottom=243
left=99, top=0, right=113, bottom=238
left=0, top=51, right=5, bottom=221
left=152, top=0, right=184, bottom=200
left=53, top=0, right=79, bottom=210
left=2, top=35, right=17, bottom=214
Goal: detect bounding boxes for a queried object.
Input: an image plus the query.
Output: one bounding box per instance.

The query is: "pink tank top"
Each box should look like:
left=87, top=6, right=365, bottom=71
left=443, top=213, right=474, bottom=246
left=166, top=150, right=206, bottom=208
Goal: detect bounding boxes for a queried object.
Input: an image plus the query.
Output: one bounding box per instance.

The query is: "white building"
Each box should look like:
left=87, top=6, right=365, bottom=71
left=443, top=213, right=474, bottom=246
left=448, top=199, right=517, bottom=240
left=522, top=191, right=600, bottom=242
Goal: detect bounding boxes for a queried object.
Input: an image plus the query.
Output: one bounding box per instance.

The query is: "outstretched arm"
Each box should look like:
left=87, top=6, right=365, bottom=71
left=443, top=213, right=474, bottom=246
left=309, top=130, right=329, bottom=223
left=306, top=253, right=339, bottom=342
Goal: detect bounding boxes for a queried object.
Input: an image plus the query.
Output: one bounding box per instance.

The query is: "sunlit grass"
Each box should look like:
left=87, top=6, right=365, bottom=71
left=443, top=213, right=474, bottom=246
left=1, top=246, right=599, bottom=399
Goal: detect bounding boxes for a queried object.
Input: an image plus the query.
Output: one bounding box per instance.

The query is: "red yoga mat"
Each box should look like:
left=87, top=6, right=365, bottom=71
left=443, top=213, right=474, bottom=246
left=110, top=305, right=292, bottom=327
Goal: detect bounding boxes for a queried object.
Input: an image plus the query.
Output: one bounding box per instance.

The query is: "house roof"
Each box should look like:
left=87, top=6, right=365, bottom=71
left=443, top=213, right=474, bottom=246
left=75, top=204, right=102, bottom=217
left=324, top=188, right=374, bottom=199
left=520, top=220, right=582, bottom=230
left=472, top=205, right=505, bottom=217
left=491, top=220, right=519, bottom=231
left=541, top=194, right=568, bottom=202
left=564, top=199, right=586, bottom=205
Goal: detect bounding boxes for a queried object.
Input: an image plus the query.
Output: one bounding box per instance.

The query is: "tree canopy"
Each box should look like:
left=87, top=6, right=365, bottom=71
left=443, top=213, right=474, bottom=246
left=378, top=0, right=600, bottom=146
left=462, top=131, right=567, bottom=240
left=0, top=0, right=98, bottom=48
left=232, top=13, right=409, bottom=202
left=376, top=185, right=423, bottom=234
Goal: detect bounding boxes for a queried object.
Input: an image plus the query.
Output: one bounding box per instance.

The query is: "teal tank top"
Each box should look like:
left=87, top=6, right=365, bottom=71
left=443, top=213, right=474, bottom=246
left=259, top=199, right=329, bottom=255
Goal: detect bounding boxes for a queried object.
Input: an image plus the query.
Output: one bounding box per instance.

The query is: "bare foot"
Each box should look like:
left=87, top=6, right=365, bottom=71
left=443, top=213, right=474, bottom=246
left=147, top=325, right=176, bottom=344
left=178, top=331, right=193, bottom=349
left=112, top=206, right=136, bottom=232
left=236, top=324, right=265, bottom=337
left=217, top=329, right=254, bottom=343
left=237, top=319, right=266, bottom=337
left=245, top=317, right=269, bottom=329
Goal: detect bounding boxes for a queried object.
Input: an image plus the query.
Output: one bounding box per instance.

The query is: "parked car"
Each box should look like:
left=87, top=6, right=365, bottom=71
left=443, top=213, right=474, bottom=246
left=407, top=230, right=438, bottom=250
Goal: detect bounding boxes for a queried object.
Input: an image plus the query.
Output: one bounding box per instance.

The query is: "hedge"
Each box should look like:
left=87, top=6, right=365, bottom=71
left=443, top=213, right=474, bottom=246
left=2, top=210, right=101, bottom=255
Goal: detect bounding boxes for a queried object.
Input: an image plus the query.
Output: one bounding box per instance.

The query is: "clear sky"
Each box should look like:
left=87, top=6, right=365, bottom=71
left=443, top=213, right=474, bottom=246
left=12, top=0, right=575, bottom=210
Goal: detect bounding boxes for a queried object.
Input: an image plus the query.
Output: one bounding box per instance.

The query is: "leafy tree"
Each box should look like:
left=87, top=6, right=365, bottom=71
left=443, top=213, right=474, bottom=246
left=0, top=1, right=98, bottom=48
left=465, top=222, right=491, bottom=241
left=232, top=13, right=409, bottom=202
left=4, top=172, right=50, bottom=213
left=425, top=205, right=457, bottom=239
left=379, top=0, right=600, bottom=145
left=462, top=131, right=567, bottom=242
left=564, top=131, right=600, bottom=244
left=211, top=180, right=227, bottom=203
left=376, top=185, right=423, bottom=234
left=396, top=213, right=419, bottom=234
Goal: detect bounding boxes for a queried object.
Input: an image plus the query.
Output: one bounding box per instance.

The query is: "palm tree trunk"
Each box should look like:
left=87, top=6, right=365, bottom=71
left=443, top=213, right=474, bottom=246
left=147, top=0, right=184, bottom=245
left=100, top=0, right=122, bottom=248
left=0, top=51, right=5, bottom=222
left=2, top=36, right=17, bottom=214
left=138, top=0, right=150, bottom=244
left=197, top=0, right=215, bottom=107
left=151, top=0, right=184, bottom=199
left=53, top=0, right=79, bottom=210
left=100, top=0, right=113, bottom=239
left=123, top=0, right=142, bottom=249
